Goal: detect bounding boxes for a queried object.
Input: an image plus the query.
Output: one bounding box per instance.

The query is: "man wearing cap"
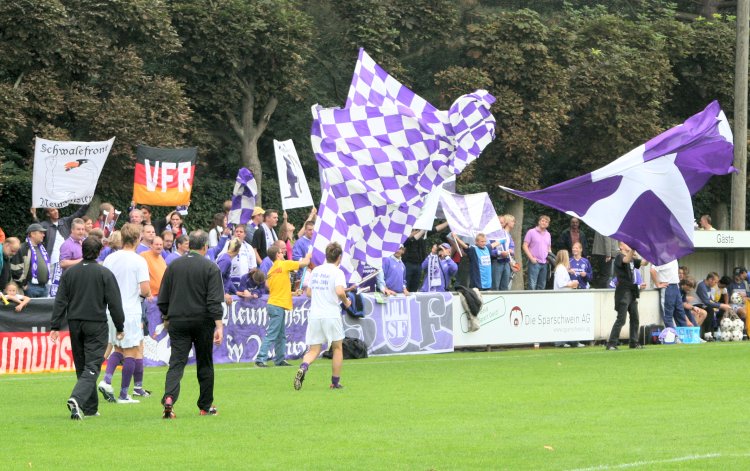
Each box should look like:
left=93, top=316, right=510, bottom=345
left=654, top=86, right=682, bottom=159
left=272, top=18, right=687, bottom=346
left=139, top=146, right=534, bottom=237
left=244, top=207, right=265, bottom=243
left=10, top=224, right=52, bottom=298
left=420, top=243, right=457, bottom=292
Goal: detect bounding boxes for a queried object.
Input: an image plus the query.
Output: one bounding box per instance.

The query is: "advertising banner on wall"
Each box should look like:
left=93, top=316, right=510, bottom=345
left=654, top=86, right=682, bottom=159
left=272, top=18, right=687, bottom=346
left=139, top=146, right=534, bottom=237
left=453, top=291, right=595, bottom=347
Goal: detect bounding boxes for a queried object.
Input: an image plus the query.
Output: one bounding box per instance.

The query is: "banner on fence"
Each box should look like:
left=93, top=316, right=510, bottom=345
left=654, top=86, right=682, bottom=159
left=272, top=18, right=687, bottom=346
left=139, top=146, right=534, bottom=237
left=0, top=303, right=72, bottom=374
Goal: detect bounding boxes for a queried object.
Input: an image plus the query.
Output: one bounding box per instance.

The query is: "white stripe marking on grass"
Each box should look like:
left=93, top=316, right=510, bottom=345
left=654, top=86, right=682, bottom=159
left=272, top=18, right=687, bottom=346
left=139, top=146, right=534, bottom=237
left=569, top=452, right=750, bottom=470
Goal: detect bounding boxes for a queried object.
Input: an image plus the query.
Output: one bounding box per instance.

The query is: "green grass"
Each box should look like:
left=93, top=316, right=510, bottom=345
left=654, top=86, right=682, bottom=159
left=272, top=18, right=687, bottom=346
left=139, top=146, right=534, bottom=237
left=4, top=343, right=750, bottom=470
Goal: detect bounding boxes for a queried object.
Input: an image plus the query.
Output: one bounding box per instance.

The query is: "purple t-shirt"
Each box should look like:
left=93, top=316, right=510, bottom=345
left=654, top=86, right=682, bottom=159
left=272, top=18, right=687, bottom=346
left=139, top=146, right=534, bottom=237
left=59, top=237, right=83, bottom=270
left=523, top=227, right=551, bottom=262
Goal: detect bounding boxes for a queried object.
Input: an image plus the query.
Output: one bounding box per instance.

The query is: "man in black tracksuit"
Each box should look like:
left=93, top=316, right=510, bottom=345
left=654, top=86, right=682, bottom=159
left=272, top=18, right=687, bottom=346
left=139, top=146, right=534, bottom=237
left=158, top=230, right=224, bottom=418
left=50, top=237, right=125, bottom=420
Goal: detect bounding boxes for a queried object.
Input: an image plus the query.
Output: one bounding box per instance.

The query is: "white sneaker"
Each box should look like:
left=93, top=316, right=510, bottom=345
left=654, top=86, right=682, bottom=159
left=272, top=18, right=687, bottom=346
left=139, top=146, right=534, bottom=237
left=116, top=395, right=140, bottom=404
left=575, top=342, right=586, bottom=348
left=97, top=381, right=116, bottom=403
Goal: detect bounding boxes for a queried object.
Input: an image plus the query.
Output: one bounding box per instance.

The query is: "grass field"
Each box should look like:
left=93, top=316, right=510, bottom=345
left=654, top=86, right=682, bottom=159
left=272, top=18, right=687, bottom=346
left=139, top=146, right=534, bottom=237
left=4, top=342, right=750, bottom=470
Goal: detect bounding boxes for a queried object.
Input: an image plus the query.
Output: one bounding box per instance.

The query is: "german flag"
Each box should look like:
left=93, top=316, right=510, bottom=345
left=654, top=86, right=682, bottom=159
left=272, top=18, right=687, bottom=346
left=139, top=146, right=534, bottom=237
left=133, top=145, right=197, bottom=206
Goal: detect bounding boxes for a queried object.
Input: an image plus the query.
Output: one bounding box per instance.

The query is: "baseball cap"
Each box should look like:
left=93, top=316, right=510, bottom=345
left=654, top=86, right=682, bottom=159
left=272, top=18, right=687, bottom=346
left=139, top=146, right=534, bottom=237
left=440, top=243, right=451, bottom=251
left=26, top=223, right=45, bottom=234
left=252, top=207, right=265, bottom=217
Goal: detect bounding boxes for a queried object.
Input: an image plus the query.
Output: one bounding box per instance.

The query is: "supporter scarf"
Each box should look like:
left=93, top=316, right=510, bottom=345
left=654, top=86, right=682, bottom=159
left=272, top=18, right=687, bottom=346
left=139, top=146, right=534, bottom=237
left=426, top=254, right=442, bottom=290
left=27, top=237, right=49, bottom=285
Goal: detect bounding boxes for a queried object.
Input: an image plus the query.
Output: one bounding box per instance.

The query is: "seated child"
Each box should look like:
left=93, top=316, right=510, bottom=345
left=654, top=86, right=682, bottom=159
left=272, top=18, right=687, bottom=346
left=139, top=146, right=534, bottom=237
left=3, top=282, right=30, bottom=312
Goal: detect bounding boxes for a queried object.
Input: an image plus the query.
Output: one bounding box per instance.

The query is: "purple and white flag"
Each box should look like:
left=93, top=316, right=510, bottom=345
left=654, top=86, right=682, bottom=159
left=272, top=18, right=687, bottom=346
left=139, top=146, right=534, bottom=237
left=501, top=101, right=735, bottom=265
left=310, top=48, right=496, bottom=280
left=228, top=168, right=257, bottom=226
left=439, top=191, right=504, bottom=239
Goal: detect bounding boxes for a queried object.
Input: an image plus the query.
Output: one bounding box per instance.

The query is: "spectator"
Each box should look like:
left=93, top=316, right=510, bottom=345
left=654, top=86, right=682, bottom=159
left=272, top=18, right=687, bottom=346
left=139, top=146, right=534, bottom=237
left=165, top=210, right=187, bottom=238
left=222, top=199, right=232, bottom=215
left=92, top=202, right=116, bottom=237
left=31, top=204, right=89, bottom=256
left=208, top=213, right=230, bottom=249
left=678, top=265, right=690, bottom=282
left=216, top=225, right=256, bottom=272
left=605, top=242, right=644, bottom=350
left=259, top=240, right=287, bottom=275
left=255, top=244, right=310, bottom=367
left=136, top=224, right=155, bottom=254
left=278, top=213, right=295, bottom=259
left=292, top=221, right=314, bottom=261
left=420, top=243, right=457, bottom=292
left=490, top=216, right=513, bottom=291
left=216, top=238, right=242, bottom=303
left=698, top=214, right=715, bottom=231
left=402, top=229, right=427, bottom=293
left=81, top=216, right=94, bottom=235
left=553, top=250, right=583, bottom=348
left=59, top=218, right=86, bottom=273
left=377, top=245, right=408, bottom=296
left=557, top=217, right=588, bottom=256
left=3, top=281, right=30, bottom=312
left=569, top=242, right=592, bottom=289
left=161, top=230, right=175, bottom=257
left=244, top=206, right=265, bottom=242
left=728, top=267, right=747, bottom=321
left=139, top=205, right=154, bottom=228
left=680, top=277, right=707, bottom=327
left=129, top=208, right=143, bottom=225
left=695, top=272, right=731, bottom=333
left=251, top=209, right=279, bottom=262
left=523, top=215, right=552, bottom=290
left=11, top=223, right=51, bottom=298
left=165, top=234, right=188, bottom=265
left=650, top=260, right=690, bottom=328
left=468, top=233, right=492, bottom=291
left=141, top=236, right=167, bottom=304
left=1, top=237, right=21, bottom=292
left=237, top=269, right=267, bottom=299
left=98, top=230, right=122, bottom=263
left=449, top=232, right=473, bottom=288
left=0, top=226, right=5, bottom=243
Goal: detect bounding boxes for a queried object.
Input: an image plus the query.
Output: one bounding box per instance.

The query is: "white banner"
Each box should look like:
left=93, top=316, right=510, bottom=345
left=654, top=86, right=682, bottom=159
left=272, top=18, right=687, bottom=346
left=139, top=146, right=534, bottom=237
left=453, top=292, right=595, bottom=345
left=413, top=177, right=455, bottom=230
left=273, top=139, right=314, bottom=210
left=32, top=137, right=114, bottom=208
left=440, top=191, right=504, bottom=239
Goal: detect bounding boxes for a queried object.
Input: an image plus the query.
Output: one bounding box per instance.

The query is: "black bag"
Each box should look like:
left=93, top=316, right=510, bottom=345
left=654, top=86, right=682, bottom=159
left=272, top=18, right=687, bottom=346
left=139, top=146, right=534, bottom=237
left=322, top=337, right=369, bottom=360
left=638, top=324, right=664, bottom=345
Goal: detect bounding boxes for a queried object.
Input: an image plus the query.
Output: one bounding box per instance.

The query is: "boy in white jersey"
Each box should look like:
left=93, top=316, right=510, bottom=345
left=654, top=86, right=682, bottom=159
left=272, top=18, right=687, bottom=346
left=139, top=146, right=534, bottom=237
left=294, top=242, right=350, bottom=390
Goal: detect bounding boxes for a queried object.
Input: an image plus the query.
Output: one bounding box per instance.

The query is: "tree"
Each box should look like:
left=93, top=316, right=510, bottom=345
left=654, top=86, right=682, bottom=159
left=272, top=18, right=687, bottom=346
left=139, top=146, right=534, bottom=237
left=169, top=0, right=314, bottom=205
left=0, top=0, right=192, bottom=196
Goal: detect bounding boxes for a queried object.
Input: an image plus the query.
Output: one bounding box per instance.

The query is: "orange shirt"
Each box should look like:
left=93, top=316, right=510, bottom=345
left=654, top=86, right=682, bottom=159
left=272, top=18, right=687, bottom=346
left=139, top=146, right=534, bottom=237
left=140, top=251, right=167, bottom=296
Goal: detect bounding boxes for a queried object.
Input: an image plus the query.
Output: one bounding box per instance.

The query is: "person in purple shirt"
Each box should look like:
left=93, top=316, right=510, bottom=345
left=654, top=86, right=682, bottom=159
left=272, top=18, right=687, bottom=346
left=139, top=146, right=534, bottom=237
left=216, top=238, right=242, bottom=297
left=237, top=269, right=268, bottom=299
left=59, top=219, right=86, bottom=273
left=292, top=222, right=314, bottom=261
left=522, top=215, right=552, bottom=290
left=377, top=246, right=408, bottom=295
left=165, top=235, right=188, bottom=265
left=135, top=224, right=155, bottom=254
left=569, top=242, right=593, bottom=289
left=420, top=243, right=457, bottom=292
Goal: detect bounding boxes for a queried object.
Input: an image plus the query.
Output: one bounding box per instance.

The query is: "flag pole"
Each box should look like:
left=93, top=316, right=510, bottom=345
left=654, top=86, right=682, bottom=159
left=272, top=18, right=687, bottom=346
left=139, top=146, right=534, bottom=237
left=731, top=0, right=749, bottom=230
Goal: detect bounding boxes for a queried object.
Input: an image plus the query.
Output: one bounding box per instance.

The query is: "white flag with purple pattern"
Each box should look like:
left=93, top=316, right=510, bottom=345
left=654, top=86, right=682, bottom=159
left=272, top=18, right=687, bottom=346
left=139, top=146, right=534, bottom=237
left=310, top=48, right=496, bottom=280
left=501, top=101, right=735, bottom=265
left=228, top=168, right=257, bottom=226
left=439, top=191, right=503, bottom=239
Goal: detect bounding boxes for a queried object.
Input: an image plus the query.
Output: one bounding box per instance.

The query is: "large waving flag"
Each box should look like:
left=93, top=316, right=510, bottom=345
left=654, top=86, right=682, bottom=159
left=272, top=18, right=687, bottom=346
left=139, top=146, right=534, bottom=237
left=133, top=145, right=196, bottom=206
left=501, top=101, right=735, bottom=265
left=228, top=168, right=258, bottom=226
left=439, top=191, right=504, bottom=239
left=32, top=137, right=114, bottom=208
left=310, top=48, right=496, bottom=280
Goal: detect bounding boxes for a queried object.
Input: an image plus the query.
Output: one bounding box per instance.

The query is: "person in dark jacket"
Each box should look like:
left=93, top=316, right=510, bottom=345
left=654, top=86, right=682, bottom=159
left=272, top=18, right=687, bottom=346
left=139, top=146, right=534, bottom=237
left=49, top=237, right=125, bottom=420
left=605, top=242, right=644, bottom=350
left=32, top=205, right=89, bottom=255
left=157, top=230, right=224, bottom=419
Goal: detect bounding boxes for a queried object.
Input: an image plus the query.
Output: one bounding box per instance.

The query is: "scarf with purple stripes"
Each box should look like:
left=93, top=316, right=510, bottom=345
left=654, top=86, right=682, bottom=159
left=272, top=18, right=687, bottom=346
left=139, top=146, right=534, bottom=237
left=27, top=237, right=49, bottom=284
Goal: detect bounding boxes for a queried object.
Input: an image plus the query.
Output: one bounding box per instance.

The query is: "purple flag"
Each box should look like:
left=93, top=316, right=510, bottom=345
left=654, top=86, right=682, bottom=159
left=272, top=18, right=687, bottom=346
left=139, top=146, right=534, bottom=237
left=310, top=49, right=496, bottom=280
left=501, top=101, right=735, bottom=265
left=228, top=168, right=257, bottom=226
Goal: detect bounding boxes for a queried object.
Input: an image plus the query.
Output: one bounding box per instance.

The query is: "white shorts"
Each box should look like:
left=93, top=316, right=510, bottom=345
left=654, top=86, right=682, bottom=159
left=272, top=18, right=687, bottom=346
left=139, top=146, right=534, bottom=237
left=111, top=312, right=144, bottom=349
left=305, top=317, right=344, bottom=346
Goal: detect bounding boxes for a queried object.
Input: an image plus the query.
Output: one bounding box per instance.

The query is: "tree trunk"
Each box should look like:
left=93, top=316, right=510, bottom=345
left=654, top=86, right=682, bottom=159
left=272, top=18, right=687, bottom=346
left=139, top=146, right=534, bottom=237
left=228, top=78, right=278, bottom=207
left=507, top=196, right=525, bottom=290
left=731, top=0, right=749, bottom=230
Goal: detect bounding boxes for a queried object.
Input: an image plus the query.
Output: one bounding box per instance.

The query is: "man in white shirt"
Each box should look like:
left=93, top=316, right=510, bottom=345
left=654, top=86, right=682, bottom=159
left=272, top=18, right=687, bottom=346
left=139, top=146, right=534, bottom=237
left=218, top=224, right=257, bottom=276
left=651, top=259, right=689, bottom=328
left=294, top=242, right=350, bottom=391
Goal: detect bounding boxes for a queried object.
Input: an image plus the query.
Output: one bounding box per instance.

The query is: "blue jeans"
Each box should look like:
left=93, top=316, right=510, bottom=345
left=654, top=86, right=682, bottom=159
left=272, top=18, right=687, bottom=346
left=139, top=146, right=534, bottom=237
left=527, top=262, right=547, bottom=290
left=497, top=261, right=511, bottom=291
left=256, top=304, right=287, bottom=364
left=661, top=284, right=688, bottom=328
left=25, top=283, right=49, bottom=298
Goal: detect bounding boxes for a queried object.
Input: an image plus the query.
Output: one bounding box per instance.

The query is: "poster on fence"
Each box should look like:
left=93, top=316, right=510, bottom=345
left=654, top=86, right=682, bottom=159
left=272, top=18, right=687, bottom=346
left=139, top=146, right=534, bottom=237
left=32, top=137, right=114, bottom=208
left=0, top=303, right=72, bottom=374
